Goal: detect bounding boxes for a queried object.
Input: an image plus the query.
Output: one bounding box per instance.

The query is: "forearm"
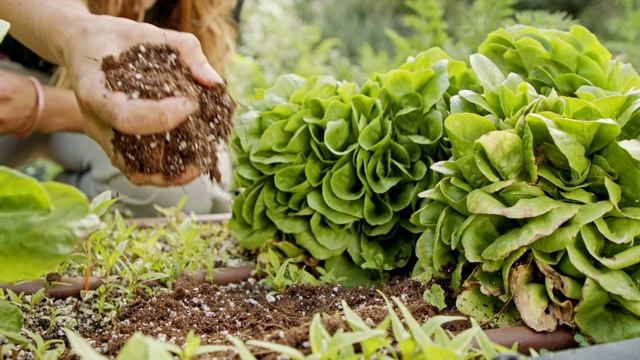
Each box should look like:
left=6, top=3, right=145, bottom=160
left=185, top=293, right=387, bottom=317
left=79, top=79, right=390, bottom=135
left=0, top=0, right=90, bottom=66
left=36, top=86, right=83, bottom=133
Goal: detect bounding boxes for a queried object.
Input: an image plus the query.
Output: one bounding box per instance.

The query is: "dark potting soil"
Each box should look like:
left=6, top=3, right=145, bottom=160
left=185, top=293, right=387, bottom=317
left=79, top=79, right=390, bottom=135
left=83, top=275, right=474, bottom=359
left=102, top=43, right=235, bottom=183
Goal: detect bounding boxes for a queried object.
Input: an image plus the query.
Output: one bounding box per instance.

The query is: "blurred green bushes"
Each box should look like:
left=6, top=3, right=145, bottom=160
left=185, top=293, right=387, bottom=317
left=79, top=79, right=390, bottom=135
left=227, top=0, right=640, bottom=105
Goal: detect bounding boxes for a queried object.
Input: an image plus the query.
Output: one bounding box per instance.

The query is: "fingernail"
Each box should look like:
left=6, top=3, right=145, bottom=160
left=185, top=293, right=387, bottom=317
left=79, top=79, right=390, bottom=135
left=198, top=63, right=223, bottom=86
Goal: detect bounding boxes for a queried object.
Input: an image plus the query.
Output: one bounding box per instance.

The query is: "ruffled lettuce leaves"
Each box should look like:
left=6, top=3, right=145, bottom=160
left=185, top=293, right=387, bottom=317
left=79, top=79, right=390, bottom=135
left=231, top=24, right=640, bottom=342
left=230, top=50, right=473, bottom=282
left=412, top=25, right=640, bottom=343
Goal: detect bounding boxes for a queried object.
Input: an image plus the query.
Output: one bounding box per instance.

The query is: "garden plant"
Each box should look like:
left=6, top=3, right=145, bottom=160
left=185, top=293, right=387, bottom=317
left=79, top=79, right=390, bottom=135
left=230, top=23, right=640, bottom=345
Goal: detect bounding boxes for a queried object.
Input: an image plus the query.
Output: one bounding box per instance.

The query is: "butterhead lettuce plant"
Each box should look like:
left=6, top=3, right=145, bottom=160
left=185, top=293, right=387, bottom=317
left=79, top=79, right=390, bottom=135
left=230, top=48, right=475, bottom=282
left=231, top=24, right=640, bottom=342
left=412, top=25, right=640, bottom=343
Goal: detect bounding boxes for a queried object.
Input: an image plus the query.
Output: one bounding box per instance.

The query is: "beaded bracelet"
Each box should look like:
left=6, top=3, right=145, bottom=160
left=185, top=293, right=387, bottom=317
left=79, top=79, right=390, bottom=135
left=15, top=76, right=45, bottom=138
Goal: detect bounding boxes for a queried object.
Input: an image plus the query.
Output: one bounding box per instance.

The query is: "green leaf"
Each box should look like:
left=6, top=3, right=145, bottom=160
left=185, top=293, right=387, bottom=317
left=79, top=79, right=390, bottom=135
left=470, top=54, right=506, bottom=90
left=64, top=329, right=109, bottom=360
left=227, top=336, right=258, bottom=360
left=384, top=70, right=415, bottom=101
left=115, top=333, right=174, bottom=360
left=325, top=255, right=381, bottom=288
left=0, top=301, right=28, bottom=345
left=444, top=113, right=496, bottom=159
left=358, top=115, right=392, bottom=151
left=581, top=224, right=640, bottom=270
left=322, top=168, right=364, bottom=217
left=526, top=113, right=590, bottom=178
left=594, top=217, right=640, bottom=245
left=294, top=231, right=346, bottom=260
left=274, top=165, right=308, bottom=192
left=574, top=278, right=640, bottom=343
left=309, top=213, right=354, bottom=251
left=325, top=118, right=356, bottom=155
left=600, top=141, right=640, bottom=207
left=455, top=286, right=521, bottom=329
left=246, top=340, right=304, bottom=360
left=0, top=177, right=100, bottom=283
left=468, top=191, right=564, bottom=219
left=461, top=215, right=513, bottom=263
left=0, top=166, right=51, bottom=216
left=481, top=204, right=581, bottom=261
left=307, top=190, right=359, bottom=225
left=423, top=284, right=447, bottom=311
left=531, top=201, right=612, bottom=252
left=363, top=194, right=394, bottom=226
left=360, top=235, right=413, bottom=271
left=474, top=131, right=527, bottom=181
left=88, top=191, right=119, bottom=216
left=568, top=230, right=640, bottom=301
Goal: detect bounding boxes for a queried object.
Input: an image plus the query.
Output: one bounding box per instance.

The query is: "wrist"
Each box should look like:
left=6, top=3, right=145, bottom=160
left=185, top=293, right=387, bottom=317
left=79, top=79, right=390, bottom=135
left=56, top=10, right=94, bottom=68
left=14, top=77, right=44, bottom=138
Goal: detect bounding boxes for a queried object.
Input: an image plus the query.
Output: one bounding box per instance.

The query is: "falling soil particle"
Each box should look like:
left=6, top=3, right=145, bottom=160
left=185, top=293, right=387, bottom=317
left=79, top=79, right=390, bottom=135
left=102, top=43, right=235, bottom=183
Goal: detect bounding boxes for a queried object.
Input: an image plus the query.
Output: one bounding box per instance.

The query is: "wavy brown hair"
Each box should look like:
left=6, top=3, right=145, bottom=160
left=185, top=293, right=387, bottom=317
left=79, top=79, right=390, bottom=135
left=55, top=0, right=238, bottom=87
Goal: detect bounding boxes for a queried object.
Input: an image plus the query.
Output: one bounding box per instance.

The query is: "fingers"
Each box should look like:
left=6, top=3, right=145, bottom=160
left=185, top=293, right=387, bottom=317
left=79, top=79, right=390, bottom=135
left=68, top=20, right=224, bottom=186
left=168, top=32, right=223, bottom=87
left=83, top=108, right=203, bottom=187
left=76, top=73, right=197, bottom=136
left=110, top=148, right=203, bottom=186
left=124, top=165, right=202, bottom=186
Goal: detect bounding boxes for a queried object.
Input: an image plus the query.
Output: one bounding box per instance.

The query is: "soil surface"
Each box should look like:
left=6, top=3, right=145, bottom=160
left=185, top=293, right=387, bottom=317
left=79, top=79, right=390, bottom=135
left=5, top=273, right=473, bottom=359
left=85, top=275, right=470, bottom=359
left=102, top=43, right=235, bottom=183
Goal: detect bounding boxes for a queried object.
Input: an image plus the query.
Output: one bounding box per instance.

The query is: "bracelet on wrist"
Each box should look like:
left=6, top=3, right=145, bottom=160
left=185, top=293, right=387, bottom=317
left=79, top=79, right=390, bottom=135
left=15, top=76, right=45, bottom=138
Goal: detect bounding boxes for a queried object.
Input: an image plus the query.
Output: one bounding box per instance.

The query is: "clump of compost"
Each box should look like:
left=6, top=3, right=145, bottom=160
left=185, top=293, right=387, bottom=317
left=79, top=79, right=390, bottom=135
left=102, top=43, right=235, bottom=183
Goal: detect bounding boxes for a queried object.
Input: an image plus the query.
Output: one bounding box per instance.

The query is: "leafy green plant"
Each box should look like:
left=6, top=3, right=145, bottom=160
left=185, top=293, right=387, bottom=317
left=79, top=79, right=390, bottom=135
left=0, top=166, right=100, bottom=283
left=0, top=300, right=29, bottom=346
left=0, top=299, right=66, bottom=360
left=229, top=48, right=476, bottom=283
left=258, top=248, right=328, bottom=293
left=24, top=288, right=47, bottom=327
left=412, top=25, right=640, bottom=343
left=22, top=328, right=65, bottom=360
left=40, top=304, right=75, bottom=336
left=64, top=329, right=230, bottom=360
left=232, top=295, right=514, bottom=359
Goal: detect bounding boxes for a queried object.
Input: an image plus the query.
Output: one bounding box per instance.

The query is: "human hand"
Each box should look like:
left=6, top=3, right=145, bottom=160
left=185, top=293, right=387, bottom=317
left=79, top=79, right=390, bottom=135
left=0, top=70, right=42, bottom=136
left=62, top=13, right=223, bottom=186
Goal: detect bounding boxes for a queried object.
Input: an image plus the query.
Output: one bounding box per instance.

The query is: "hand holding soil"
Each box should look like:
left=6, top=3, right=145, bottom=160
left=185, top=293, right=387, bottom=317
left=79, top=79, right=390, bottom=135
left=100, top=43, right=235, bottom=186
left=62, top=15, right=231, bottom=186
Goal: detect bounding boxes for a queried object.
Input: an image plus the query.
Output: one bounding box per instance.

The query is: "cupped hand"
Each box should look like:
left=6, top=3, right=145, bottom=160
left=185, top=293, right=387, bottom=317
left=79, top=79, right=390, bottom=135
left=0, top=70, right=38, bottom=136
left=63, top=14, right=222, bottom=186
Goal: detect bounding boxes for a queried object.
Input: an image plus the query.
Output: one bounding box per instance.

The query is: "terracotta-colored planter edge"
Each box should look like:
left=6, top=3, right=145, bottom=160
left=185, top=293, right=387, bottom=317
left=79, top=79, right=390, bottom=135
left=0, top=266, right=256, bottom=299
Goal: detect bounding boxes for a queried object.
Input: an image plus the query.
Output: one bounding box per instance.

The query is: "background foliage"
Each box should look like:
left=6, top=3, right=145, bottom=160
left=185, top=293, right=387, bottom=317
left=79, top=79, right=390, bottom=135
left=227, top=0, right=640, bottom=104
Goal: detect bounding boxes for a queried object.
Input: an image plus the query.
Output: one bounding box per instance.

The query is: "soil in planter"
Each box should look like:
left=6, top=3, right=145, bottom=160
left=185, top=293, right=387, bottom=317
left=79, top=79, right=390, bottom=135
left=102, top=43, right=235, bottom=183
left=80, top=275, right=474, bottom=359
